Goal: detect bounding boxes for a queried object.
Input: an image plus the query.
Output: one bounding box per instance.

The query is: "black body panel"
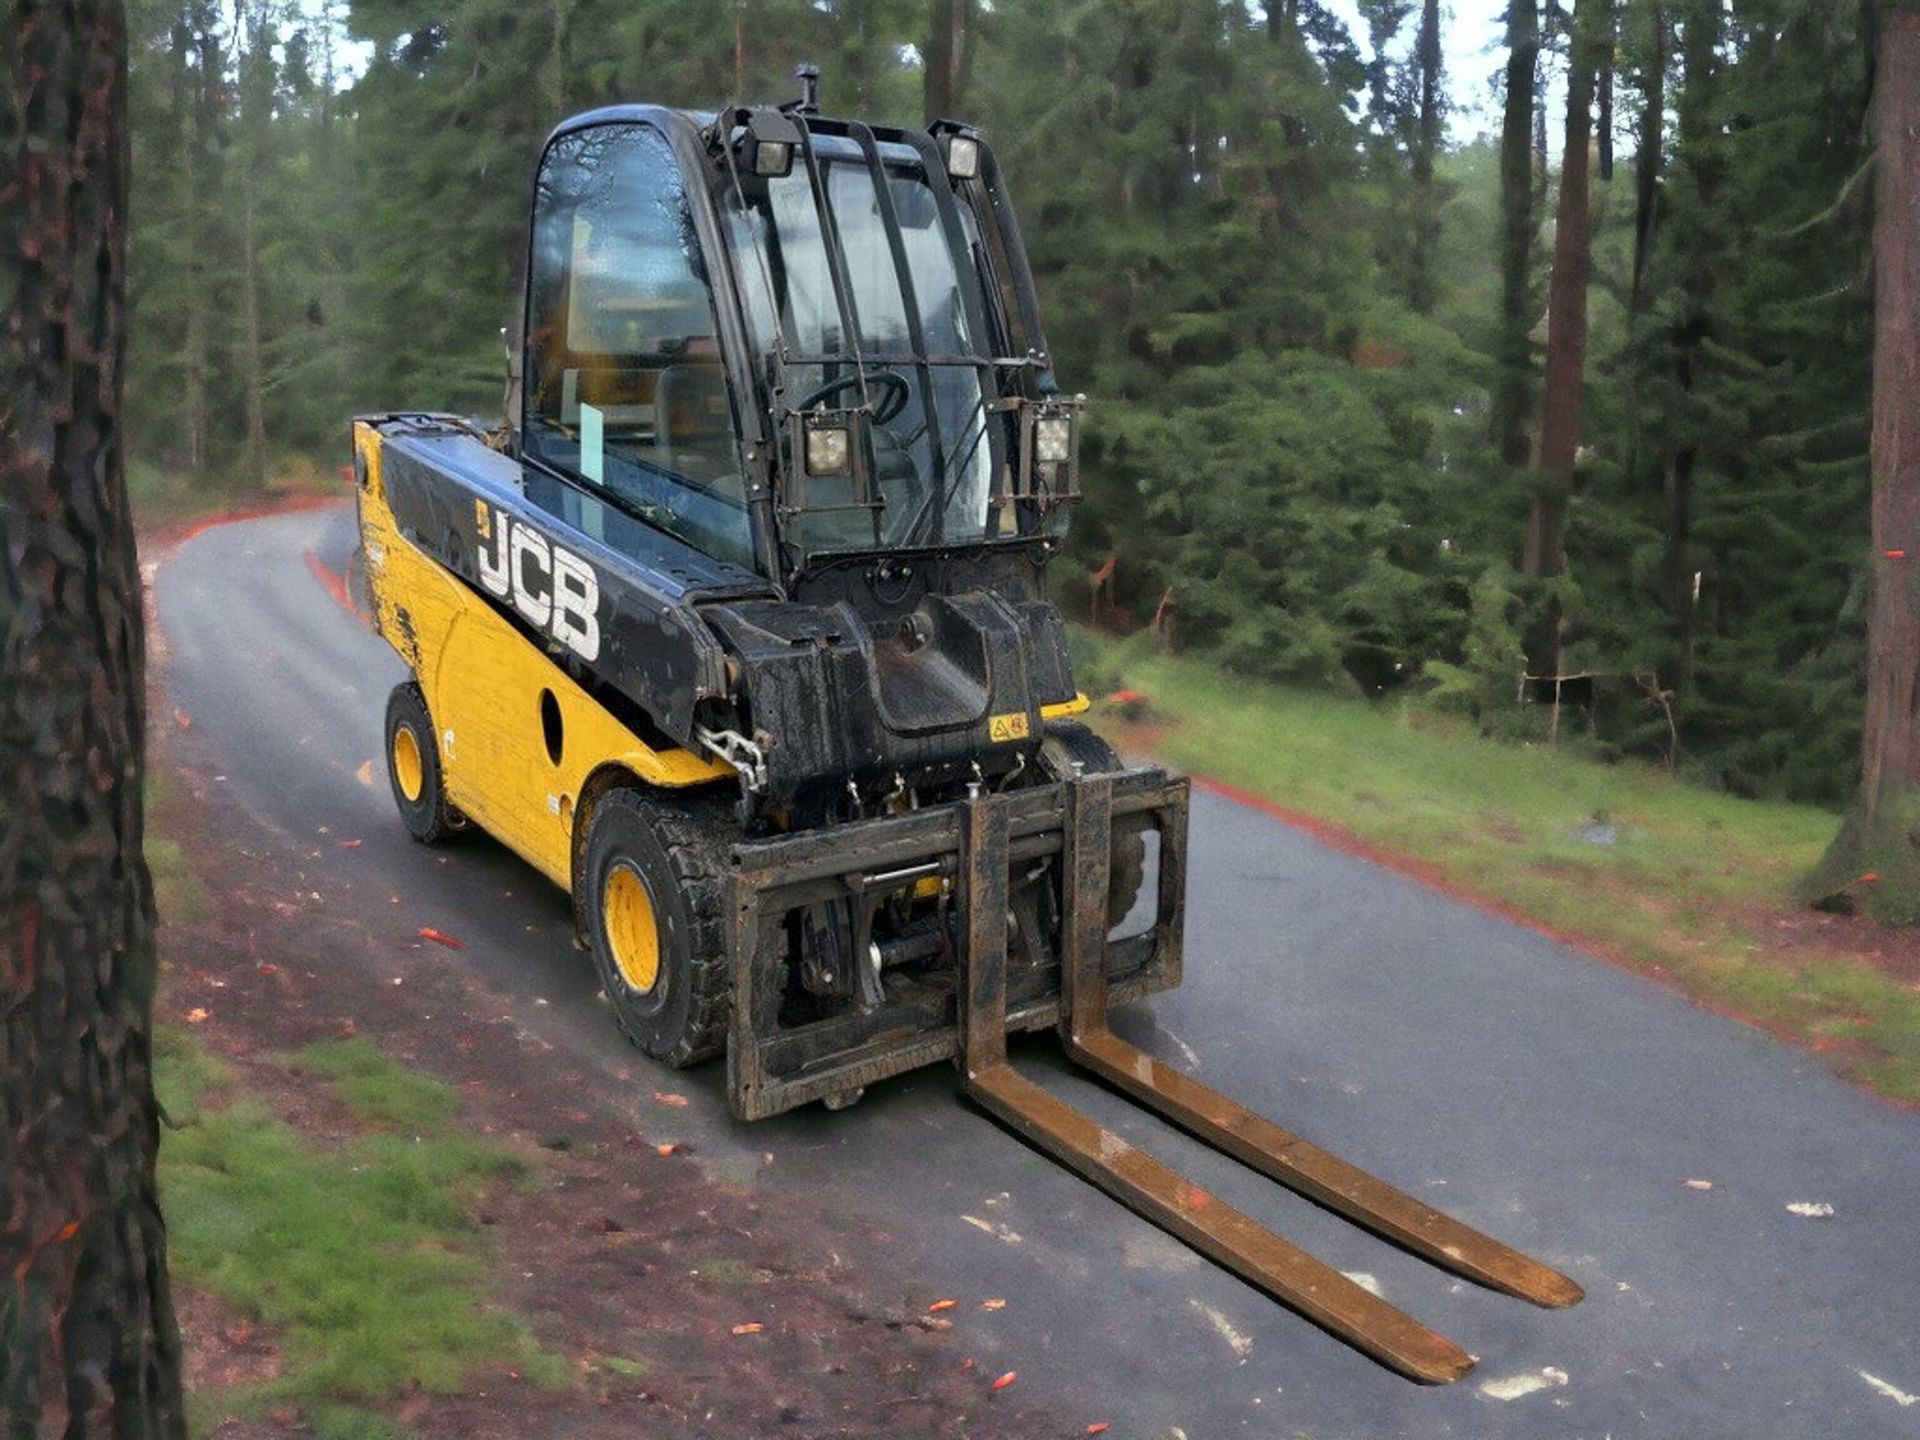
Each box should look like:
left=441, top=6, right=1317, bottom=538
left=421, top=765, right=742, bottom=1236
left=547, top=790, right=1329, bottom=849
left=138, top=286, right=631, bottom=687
left=372, top=415, right=753, bottom=743
left=368, top=414, right=1078, bottom=814
left=701, top=584, right=1075, bottom=812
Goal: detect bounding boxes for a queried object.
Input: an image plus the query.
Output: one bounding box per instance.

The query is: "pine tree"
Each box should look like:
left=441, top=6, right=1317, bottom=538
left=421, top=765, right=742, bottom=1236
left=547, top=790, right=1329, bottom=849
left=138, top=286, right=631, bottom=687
left=1807, top=0, right=1920, bottom=918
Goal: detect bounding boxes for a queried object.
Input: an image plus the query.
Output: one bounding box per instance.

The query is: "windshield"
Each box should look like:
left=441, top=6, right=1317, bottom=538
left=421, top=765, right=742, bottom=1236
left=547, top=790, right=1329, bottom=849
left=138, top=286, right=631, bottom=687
left=722, top=134, right=999, bottom=557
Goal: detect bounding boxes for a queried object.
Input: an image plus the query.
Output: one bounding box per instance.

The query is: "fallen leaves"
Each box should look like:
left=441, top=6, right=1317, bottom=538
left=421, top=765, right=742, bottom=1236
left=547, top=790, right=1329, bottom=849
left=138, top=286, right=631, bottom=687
left=961, top=1214, right=1023, bottom=1244
left=655, top=1142, right=682, bottom=1157
left=335, top=838, right=363, bottom=850
left=927, top=1299, right=957, bottom=1313
left=418, top=927, right=463, bottom=950
left=174, top=710, right=193, bottom=729
left=651, top=1091, right=689, bottom=1108
left=730, top=1323, right=764, bottom=1336
left=1086, top=1425, right=1111, bottom=1435
left=1683, top=1178, right=1714, bottom=1190
left=992, top=1370, right=1017, bottom=1392
left=355, top=761, right=375, bottom=787
left=1785, top=1201, right=1836, bottom=1218
left=980, top=1298, right=1006, bottom=1311
left=185, top=1008, right=210, bottom=1024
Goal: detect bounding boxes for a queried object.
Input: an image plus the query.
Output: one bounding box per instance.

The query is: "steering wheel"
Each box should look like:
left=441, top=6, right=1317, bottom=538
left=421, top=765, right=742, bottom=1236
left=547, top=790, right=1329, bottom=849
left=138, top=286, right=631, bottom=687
left=797, top=370, right=911, bottom=426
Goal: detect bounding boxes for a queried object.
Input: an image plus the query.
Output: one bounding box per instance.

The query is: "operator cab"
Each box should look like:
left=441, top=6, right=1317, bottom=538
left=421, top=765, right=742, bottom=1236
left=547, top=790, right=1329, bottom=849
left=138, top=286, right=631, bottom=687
left=515, top=74, right=1083, bottom=594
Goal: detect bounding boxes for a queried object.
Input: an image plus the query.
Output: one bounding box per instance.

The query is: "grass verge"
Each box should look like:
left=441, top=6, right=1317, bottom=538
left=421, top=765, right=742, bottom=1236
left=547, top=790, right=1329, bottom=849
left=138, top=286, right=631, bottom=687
left=1078, top=629, right=1920, bottom=1105
left=155, top=1028, right=566, bottom=1433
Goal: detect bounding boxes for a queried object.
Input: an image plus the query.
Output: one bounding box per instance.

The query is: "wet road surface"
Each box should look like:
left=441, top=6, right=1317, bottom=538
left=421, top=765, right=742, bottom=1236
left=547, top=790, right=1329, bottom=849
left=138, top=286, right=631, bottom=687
left=152, top=503, right=1920, bottom=1438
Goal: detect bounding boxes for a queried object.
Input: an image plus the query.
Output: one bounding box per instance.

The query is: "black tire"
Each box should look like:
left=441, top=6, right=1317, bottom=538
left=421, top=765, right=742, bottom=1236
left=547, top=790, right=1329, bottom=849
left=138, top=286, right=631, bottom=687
left=580, top=788, right=732, bottom=1068
left=385, top=682, right=462, bottom=844
left=1041, top=719, right=1149, bottom=925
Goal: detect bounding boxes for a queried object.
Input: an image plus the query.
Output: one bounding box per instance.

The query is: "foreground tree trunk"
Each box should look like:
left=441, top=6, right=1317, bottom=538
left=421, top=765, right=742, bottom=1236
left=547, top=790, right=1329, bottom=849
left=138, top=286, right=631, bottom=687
left=1808, top=4, right=1920, bottom=920
left=1, top=2, right=188, bottom=1432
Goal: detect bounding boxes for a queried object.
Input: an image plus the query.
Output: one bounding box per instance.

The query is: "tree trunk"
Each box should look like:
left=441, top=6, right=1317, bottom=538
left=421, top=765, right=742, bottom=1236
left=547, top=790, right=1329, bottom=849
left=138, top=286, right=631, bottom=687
left=1629, top=3, right=1665, bottom=317
left=1524, top=0, right=1603, bottom=580
left=0, top=1, right=188, bottom=1433
left=1494, top=0, right=1540, bottom=466
left=1660, top=0, right=1725, bottom=689
left=1621, top=1, right=1665, bottom=493
left=1409, top=0, right=1444, bottom=314
left=240, top=175, right=269, bottom=489
left=1809, top=4, right=1920, bottom=920
left=924, top=0, right=956, bottom=123
left=1597, top=40, right=1615, bottom=181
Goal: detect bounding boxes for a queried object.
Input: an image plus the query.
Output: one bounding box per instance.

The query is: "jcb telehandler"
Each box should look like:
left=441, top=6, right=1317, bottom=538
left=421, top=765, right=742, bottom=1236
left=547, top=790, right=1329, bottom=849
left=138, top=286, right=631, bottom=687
left=351, top=69, right=1580, bottom=1382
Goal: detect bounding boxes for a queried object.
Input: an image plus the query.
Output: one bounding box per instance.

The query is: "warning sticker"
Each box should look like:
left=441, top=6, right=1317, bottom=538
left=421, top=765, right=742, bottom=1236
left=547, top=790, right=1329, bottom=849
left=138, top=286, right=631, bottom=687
left=988, top=711, right=1031, bottom=743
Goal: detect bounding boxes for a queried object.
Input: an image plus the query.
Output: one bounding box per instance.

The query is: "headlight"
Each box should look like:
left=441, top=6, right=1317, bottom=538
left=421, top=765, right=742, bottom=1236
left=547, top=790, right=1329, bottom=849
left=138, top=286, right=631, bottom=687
left=1034, top=415, right=1073, bottom=465
left=752, top=138, right=792, bottom=178
left=806, top=424, right=851, bottom=476
left=945, top=134, right=980, bottom=181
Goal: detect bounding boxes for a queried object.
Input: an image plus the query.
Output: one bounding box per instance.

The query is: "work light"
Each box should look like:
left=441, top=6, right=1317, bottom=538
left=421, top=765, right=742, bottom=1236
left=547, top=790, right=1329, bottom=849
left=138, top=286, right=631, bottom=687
left=725, top=107, right=801, bottom=182
left=944, top=134, right=981, bottom=181
left=752, top=138, right=794, bottom=177
left=1034, top=415, right=1073, bottom=465
left=806, top=422, right=851, bottom=476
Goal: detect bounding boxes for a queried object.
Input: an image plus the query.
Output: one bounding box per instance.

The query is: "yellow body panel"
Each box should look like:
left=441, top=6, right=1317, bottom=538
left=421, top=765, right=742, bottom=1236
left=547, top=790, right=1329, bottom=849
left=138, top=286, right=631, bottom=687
left=355, top=423, right=732, bottom=890
left=1040, top=693, right=1090, bottom=720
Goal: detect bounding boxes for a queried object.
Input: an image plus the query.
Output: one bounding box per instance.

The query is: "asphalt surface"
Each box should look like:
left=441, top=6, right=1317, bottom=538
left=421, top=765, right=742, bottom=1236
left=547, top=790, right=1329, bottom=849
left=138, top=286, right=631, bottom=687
left=152, top=502, right=1920, bottom=1439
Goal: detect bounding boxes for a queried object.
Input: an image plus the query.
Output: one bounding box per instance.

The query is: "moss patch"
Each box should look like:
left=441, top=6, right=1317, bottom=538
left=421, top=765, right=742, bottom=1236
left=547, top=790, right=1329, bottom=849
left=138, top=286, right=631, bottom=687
left=158, top=1030, right=566, bottom=1425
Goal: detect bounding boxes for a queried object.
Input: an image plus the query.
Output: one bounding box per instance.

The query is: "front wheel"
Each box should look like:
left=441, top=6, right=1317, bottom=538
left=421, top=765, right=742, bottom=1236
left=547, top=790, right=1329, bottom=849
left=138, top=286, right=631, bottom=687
left=580, top=788, right=732, bottom=1068
left=385, top=683, right=463, bottom=844
left=1040, top=720, right=1149, bottom=926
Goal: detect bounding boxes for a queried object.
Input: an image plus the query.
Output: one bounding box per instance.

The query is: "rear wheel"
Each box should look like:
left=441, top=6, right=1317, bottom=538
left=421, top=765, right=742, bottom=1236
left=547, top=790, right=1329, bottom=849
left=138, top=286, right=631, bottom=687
left=385, top=682, right=462, bottom=844
left=580, top=788, right=732, bottom=1067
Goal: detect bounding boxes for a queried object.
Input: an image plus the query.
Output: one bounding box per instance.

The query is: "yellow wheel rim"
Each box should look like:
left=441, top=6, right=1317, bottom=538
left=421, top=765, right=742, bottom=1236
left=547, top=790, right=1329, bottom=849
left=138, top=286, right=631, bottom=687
left=604, top=862, right=661, bottom=994
left=393, top=724, right=425, bottom=803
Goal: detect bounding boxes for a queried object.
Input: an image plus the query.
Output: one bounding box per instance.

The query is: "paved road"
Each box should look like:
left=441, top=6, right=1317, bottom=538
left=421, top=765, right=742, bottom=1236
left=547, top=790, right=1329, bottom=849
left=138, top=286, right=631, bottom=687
left=152, top=503, right=1920, bottom=1439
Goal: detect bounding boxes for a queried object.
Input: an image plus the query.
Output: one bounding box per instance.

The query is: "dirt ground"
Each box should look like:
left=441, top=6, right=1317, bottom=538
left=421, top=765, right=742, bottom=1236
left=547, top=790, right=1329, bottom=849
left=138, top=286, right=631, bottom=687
left=151, top=725, right=1063, bottom=1440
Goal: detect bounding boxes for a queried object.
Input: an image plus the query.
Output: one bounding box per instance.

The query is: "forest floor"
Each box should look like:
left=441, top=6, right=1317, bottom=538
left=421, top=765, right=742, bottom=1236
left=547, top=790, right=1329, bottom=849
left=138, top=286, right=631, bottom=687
left=137, top=490, right=1033, bottom=1439
left=1079, top=633, right=1920, bottom=1109
left=145, top=748, right=1023, bottom=1440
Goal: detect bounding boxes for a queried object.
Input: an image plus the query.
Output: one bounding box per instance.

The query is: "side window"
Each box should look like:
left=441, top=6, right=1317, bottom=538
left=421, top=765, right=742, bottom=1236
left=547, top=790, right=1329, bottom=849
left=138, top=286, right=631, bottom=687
left=524, top=124, right=754, bottom=570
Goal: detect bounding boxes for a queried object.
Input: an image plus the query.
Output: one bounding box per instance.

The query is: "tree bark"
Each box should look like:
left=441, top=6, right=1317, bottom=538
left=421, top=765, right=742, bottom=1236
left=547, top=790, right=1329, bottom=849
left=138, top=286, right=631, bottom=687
left=1658, top=0, right=1725, bottom=689
left=0, top=1, right=188, bottom=1433
left=1409, top=0, right=1444, bottom=314
left=923, top=0, right=970, bottom=125
left=1629, top=3, right=1665, bottom=316
left=1809, top=3, right=1920, bottom=919
left=1494, top=0, right=1540, bottom=466
left=1621, top=1, right=1665, bottom=495
left=1524, top=0, right=1604, bottom=580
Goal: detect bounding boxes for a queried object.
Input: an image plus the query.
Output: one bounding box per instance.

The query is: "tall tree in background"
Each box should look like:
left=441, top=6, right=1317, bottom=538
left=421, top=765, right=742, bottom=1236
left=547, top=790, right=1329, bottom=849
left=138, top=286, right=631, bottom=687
left=1524, top=0, right=1606, bottom=586
left=1810, top=0, right=1920, bottom=919
left=1494, top=0, right=1539, bottom=467
left=1656, top=0, right=1724, bottom=688
left=923, top=0, right=971, bottom=123
left=1, top=0, right=188, bottom=1431
left=1408, top=0, right=1444, bottom=312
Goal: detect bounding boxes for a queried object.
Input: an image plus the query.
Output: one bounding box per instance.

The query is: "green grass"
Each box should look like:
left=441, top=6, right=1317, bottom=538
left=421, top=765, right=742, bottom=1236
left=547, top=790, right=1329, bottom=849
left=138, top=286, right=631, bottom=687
left=1079, top=630, right=1920, bottom=1103
left=157, top=1030, right=566, bottom=1427
left=692, top=1257, right=756, bottom=1287
left=288, top=1037, right=464, bottom=1131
